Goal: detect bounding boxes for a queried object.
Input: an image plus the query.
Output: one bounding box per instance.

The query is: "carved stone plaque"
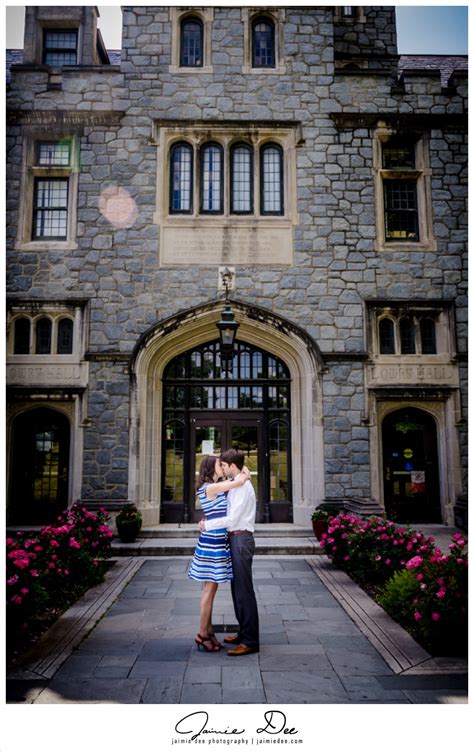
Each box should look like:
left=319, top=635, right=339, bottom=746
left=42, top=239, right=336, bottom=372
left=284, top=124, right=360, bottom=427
left=7, top=363, right=89, bottom=387
left=160, top=225, right=293, bottom=266
left=368, top=362, right=458, bottom=387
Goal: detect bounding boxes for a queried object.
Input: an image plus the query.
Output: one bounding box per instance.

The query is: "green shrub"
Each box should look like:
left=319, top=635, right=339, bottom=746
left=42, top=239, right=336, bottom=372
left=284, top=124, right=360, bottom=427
left=378, top=569, right=420, bottom=624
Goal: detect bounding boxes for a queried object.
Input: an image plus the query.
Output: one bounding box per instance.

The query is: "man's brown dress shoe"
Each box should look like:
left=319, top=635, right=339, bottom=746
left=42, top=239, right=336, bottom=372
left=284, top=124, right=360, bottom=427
left=227, top=644, right=259, bottom=656
left=223, top=633, right=240, bottom=644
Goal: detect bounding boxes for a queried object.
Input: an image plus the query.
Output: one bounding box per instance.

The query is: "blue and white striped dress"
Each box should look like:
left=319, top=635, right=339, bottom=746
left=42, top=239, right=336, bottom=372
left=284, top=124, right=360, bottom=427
left=188, top=484, right=233, bottom=583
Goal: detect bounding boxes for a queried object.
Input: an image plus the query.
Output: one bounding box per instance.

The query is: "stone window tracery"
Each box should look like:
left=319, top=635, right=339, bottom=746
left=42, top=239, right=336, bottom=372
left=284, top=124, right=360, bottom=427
left=374, top=126, right=436, bottom=252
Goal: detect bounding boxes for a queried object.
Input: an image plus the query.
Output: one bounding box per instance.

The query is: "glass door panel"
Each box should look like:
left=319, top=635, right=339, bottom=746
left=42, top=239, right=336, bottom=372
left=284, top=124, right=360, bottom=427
left=230, top=424, right=259, bottom=501
left=194, top=424, right=222, bottom=511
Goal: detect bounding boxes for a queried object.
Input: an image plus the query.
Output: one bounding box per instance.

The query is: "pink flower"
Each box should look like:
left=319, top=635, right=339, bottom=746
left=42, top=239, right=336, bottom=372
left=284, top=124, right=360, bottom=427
left=416, top=573, right=424, bottom=581
left=13, top=558, right=30, bottom=570
left=6, top=537, right=14, bottom=545
left=344, top=555, right=350, bottom=561
left=414, top=612, right=422, bottom=621
left=420, top=584, right=427, bottom=590
left=432, top=612, right=441, bottom=622
left=69, top=537, right=81, bottom=549
left=7, top=575, right=19, bottom=586
left=20, top=587, right=29, bottom=594
left=385, top=559, right=391, bottom=565
left=436, top=590, right=446, bottom=599
left=375, top=555, right=381, bottom=561
left=30, top=570, right=39, bottom=577
left=64, top=569, right=69, bottom=575
left=406, top=556, right=423, bottom=570
left=457, top=540, right=466, bottom=547
left=10, top=595, right=23, bottom=605
left=50, top=540, right=60, bottom=548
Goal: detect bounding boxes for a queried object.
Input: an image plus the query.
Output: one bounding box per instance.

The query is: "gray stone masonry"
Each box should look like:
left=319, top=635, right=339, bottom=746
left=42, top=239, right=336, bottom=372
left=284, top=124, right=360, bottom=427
left=6, top=7, right=467, bottom=508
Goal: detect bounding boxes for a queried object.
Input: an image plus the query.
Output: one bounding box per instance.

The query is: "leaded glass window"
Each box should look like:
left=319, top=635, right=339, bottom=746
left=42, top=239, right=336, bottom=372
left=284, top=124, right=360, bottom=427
left=379, top=318, right=395, bottom=354
left=180, top=17, right=203, bottom=67
left=43, top=29, right=78, bottom=66
left=35, top=318, right=52, bottom=354
left=261, top=143, right=283, bottom=215
left=201, top=143, right=223, bottom=213
left=382, top=141, right=416, bottom=169
left=252, top=18, right=275, bottom=68
left=170, top=143, right=193, bottom=213
left=384, top=180, right=419, bottom=241
left=33, top=179, right=69, bottom=239
left=231, top=144, right=253, bottom=214
left=37, top=142, right=71, bottom=167
left=57, top=318, right=74, bottom=354
left=14, top=318, right=31, bottom=354
left=420, top=318, right=437, bottom=354
left=400, top=318, right=416, bottom=354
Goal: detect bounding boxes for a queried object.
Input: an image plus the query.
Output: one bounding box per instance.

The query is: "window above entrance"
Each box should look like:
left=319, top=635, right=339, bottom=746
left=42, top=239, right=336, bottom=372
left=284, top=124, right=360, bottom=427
left=153, top=120, right=300, bottom=266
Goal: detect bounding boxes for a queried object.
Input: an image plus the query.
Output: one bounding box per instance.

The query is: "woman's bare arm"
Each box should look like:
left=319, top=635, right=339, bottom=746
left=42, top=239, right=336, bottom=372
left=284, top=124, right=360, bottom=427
left=206, top=467, right=251, bottom=499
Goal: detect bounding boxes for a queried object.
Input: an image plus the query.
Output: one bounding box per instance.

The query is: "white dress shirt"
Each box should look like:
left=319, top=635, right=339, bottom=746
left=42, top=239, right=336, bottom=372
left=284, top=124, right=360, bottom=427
left=204, top=478, right=256, bottom=533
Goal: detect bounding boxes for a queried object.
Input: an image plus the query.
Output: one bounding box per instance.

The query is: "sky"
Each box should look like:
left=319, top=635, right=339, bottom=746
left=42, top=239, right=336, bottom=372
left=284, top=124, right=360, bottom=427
left=4, top=5, right=469, bottom=54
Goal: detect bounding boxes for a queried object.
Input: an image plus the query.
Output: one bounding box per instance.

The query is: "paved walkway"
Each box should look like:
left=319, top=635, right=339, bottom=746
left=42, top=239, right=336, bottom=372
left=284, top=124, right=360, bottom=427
left=7, top=556, right=467, bottom=704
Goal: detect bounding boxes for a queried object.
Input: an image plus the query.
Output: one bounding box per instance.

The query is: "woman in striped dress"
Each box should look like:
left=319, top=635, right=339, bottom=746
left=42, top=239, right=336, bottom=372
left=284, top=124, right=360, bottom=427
left=188, top=455, right=250, bottom=652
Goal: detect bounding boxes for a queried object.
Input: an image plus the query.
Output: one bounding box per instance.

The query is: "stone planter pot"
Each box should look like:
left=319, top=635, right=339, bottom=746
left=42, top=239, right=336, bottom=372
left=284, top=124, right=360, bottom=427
left=116, top=520, right=142, bottom=543
left=312, top=519, right=328, bottom=541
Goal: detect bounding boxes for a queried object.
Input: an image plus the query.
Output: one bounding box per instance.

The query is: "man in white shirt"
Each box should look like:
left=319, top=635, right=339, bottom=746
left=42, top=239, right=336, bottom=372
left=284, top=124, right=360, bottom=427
left=199, top=448, right=259, bottom=655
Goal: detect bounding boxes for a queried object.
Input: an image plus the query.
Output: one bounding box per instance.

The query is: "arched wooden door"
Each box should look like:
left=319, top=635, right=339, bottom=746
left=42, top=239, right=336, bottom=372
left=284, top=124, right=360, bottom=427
left=9, top=408, right=70, bottom=524
left=382, top=407, right=441, bottom=523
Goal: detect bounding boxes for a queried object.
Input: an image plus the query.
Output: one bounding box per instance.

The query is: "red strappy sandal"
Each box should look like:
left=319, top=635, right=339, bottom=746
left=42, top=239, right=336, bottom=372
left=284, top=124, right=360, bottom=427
left=194, top=633, right=221, bottom=652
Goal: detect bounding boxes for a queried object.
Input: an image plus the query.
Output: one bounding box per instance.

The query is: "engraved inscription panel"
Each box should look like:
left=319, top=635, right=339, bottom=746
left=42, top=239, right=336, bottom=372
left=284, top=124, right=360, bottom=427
left=7, top=363, right=89, bottom=387
left=368, top=363, right=457, bottom=386
left=161, top=226, right=293, bottom=265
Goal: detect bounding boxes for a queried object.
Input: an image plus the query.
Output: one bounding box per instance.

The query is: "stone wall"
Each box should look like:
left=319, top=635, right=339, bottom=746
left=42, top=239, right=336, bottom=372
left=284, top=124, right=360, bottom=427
left=6, top=6, right=468, bottom=514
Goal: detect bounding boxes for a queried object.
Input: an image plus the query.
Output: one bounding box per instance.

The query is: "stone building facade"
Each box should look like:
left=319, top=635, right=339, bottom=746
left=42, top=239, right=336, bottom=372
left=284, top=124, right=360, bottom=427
left=6, top=6, right=468, bottom=529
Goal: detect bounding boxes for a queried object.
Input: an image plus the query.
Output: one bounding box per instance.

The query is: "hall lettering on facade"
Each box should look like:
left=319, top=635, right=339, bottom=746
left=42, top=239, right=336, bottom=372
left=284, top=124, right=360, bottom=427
left=369, top=364, right=457, bottom=386
left=7, top=363, right=88, bottom=386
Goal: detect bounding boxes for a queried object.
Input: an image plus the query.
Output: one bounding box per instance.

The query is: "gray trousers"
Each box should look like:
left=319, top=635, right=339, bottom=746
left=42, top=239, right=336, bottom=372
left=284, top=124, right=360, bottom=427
left=229, top=532, right=259, bottom=648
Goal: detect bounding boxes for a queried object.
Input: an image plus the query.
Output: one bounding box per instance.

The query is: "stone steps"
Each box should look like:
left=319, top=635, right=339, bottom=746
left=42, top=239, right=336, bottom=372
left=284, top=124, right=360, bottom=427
left=137, top=523, right=314, bottom=539
left=111, top=523, right=322, bottom=556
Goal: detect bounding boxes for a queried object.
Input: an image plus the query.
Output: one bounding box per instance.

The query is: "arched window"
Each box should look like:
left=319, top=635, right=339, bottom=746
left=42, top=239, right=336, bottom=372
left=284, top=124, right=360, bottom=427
left=35, top=318, right=52, bottom=354
left=261, top=143, right=283, bottom=215
left=57, top=318, right=74, bottom=354
left=379, top=318, right=395, bottom=354
left=14, top=318, right=31, bottom=354
left=200, top=143, right=223, bottom=214
left=170, top=142, right=193, bottom=214
left=420, top=318, right=437, bottom=354
left=230, top=143, right=253, bottom=214
left=252, top=17, right=275, bottom=68
left=400, top=317, right=416, bottom=354
left=180, top=17, right=203, bottom=67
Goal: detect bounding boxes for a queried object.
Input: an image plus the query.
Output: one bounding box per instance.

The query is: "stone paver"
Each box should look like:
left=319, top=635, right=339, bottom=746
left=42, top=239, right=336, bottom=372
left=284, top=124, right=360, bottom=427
left=6, top=556, right=467, bottom=704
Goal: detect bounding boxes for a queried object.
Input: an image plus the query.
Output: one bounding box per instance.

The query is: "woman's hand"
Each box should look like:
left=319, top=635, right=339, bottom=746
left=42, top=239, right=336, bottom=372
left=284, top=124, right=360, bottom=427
left=235, top=466, right=252, bottom=485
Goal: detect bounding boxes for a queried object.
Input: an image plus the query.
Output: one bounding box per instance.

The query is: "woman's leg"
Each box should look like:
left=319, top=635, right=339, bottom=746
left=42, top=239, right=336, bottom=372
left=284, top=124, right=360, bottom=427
left=199, top=581, right=218, bottom=637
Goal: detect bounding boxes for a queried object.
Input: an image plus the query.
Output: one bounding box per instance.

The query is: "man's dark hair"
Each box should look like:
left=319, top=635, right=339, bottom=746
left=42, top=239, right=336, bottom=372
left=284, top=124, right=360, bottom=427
left=220, top=448, right=245, bottom=470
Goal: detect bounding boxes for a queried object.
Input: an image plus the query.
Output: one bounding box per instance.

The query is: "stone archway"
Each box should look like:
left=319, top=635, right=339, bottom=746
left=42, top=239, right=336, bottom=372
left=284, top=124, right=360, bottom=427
left=129, top=300, right=325, bottom=526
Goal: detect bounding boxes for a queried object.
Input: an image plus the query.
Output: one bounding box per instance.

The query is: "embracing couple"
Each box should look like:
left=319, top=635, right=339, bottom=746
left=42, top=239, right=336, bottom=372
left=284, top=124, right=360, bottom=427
left=188, top=448, right=259, bottom=656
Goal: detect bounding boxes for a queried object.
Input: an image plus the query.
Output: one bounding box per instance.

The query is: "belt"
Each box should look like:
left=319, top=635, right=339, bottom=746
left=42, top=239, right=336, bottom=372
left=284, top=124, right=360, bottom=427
left=228, top=529, right=252, bottom=537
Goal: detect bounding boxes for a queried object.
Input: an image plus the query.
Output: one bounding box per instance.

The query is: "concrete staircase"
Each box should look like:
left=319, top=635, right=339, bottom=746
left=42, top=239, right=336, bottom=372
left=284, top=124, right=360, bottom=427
left=111, top=523, right=323, bottom=556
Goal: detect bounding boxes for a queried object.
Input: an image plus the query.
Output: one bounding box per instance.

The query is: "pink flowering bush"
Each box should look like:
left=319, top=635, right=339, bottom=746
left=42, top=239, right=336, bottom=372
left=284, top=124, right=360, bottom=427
left=320, top=513, right=435, bottom=585
left=321, top=513, right=467, bottom=655
left=380, top=536, right=468, bottom=655
left=6, top=504, right=113, bottom=648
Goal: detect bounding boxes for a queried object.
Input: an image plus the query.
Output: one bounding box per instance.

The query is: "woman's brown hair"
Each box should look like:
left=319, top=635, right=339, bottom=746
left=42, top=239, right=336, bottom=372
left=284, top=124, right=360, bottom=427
left=198, top=455, right=220, bottom=488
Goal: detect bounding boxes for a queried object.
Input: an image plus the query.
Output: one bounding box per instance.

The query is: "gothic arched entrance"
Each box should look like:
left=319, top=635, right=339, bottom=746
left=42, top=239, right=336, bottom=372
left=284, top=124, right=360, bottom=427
left=9, top=407, right=70, bottom=524
left=130, top=299, right=325, bottom=526
left=382, top=407, right=441, bottom=523
left=162, top=339, right=291, bottom=523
